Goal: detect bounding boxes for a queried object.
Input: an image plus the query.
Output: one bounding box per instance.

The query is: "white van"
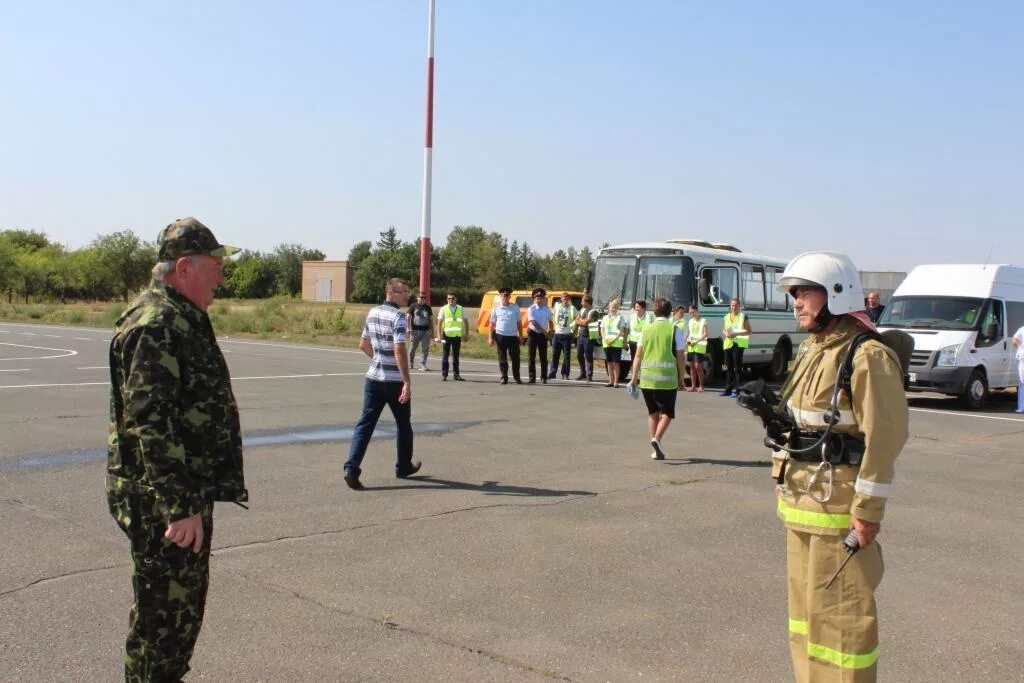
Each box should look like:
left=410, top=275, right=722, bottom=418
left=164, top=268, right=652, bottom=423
left=877, top=264, right=1024, bottom=408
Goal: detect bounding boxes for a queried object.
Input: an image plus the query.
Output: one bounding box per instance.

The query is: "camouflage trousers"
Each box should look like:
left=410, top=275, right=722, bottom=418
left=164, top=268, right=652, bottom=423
left=110, top=493, right=214, bottom=683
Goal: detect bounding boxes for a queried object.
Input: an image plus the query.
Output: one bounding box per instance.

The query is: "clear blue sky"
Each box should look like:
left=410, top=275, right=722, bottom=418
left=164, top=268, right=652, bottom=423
left=2, top=1, right=1021, bottom=272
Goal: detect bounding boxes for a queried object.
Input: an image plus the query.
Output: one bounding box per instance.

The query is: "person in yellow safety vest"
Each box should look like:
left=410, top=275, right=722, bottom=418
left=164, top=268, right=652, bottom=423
left=772, top=251, right=908, bottom=683
left=574, top=295, right=600, bottom=381
left=549, top=291, right=577, bottom=380
left=627, top=297, right=687, bottom=460
left=671, top=305, right=690, bottom=389
left=435, top=291, right=469, bottom=382
left=600, top=299, right=628, bottom=388
left=624, top=300, right=655, bottom=383
left=684, top=304, right=708, bottom=393
left=720, top=297, right=752, bottom=398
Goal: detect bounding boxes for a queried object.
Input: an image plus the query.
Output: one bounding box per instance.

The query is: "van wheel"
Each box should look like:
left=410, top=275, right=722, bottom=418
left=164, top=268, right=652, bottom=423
left=763, top=341, right=791, bottom=382
left=959, top=370, right=988, bottom=410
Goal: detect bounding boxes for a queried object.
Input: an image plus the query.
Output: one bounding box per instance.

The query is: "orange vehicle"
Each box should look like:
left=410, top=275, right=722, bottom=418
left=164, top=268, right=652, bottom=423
left=476, top=290, right=585, bottom=339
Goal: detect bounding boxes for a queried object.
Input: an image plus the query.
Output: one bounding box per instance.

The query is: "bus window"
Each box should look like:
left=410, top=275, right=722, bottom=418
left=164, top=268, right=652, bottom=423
left=766, top=267, right=790, bottom=311
left=741, top=264, right=766, bottom=310
left=699, top=266, right=738, bottom=306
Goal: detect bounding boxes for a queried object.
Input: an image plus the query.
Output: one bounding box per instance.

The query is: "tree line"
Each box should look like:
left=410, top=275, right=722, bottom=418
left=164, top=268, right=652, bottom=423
left=0, top=225, right=599, bottom=305
left=349, top=225, right=597, bottom=305
left=0, top=229, right=324, bottom=302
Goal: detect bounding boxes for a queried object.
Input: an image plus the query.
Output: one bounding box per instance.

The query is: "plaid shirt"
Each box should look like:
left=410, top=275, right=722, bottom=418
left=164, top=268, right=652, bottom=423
left=362, top=301, right=407, bottom=382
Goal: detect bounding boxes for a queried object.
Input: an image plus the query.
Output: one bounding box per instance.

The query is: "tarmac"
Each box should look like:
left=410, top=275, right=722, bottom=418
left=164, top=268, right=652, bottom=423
left=1, top=321, right=1022, bottom=682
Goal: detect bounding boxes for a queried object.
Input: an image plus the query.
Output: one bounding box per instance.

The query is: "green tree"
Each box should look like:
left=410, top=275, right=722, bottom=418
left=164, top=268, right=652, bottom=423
left=91, top=230, right=155, bottom=301
left=350, top=227, right=419, bottom=302
left=272, top=243, right=326, bottom=297
left=224, top=251, right=278, bottom=299
left=348, top=240, right=372, bottom=269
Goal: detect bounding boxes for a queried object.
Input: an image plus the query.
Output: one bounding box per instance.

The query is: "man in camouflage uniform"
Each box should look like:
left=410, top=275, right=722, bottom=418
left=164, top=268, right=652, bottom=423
left=107, top=217, right=247, bottom=682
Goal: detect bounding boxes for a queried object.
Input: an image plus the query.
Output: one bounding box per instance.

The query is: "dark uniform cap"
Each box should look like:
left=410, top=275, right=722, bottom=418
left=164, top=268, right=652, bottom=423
left=532, top=287, right=546, bottom=298
left=499, top=287, right=513, bottom=295
left=157, top=217, right=241, bottom=261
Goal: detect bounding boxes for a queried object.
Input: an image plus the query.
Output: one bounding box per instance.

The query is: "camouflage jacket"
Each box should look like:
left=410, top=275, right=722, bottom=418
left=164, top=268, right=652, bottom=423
left=107, top=284, right=247, bottom=521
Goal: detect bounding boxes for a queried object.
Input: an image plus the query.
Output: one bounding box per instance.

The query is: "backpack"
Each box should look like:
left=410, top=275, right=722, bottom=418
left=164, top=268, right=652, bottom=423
left=841, top=329, right=915, bottom=394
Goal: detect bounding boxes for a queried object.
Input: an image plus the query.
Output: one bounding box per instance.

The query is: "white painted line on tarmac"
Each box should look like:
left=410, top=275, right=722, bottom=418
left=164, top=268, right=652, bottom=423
left=909, top=407, right=1024, bottom=422
left=232, top=372, right=367, bottom=380
left=0, top=371, right=364, bottom=389
left=0, top=342, right=78, bottom=361
left=77, top=366, right=107, bottom=370
left=42, top=334, right=62, bottom=338
left=0, top=368, right=29, bottom=372
left=0, top=381, right=107, bottom=389
left=73, top=337, right=92, bottom=341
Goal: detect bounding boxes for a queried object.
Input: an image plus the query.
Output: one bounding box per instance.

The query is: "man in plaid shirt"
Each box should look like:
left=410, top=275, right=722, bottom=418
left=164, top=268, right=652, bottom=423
left=344, top=277, right=422, bottom=489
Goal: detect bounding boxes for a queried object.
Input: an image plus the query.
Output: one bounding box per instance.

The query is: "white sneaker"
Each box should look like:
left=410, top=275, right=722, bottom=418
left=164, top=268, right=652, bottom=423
left=419, top=365, right=428, bottom=372
left=650, top=439, right=666, bottom=460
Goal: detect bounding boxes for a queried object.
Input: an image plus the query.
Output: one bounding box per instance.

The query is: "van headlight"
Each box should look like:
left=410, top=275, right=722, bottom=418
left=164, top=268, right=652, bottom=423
left=935, top=344, right=960, bottom=367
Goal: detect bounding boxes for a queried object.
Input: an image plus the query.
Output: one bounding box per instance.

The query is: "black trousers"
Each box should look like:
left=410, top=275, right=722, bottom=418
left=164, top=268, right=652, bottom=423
left=495, top=334, right=521, bottom=381
left=576, top=337, right=595, bottom=378
left=724, top=345, right=745, bottom=392
left=441, top=335, right=462, bottom=377
left=624, top=341, right=638, bottom=380
left=527, top=330, right=549, bottom=381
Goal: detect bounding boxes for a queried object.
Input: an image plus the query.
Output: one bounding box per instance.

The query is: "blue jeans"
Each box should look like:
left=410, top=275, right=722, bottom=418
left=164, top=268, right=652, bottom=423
left=345, top=379, right=414, bottom=476
left=549, top=333, right=572, bottom=378
left=1018, top=382, right=1024, bottom=412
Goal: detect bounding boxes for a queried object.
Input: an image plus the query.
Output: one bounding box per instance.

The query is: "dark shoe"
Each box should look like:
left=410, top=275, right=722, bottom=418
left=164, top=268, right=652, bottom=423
left=397, top=461, right=422, bottom=479
left=514, top=378, right=523, bottom=384
left=500, top=377, right=508, bottom=385
left=528, top=379, right=536, bottom=384
left=605, top=383, right=614, bottom=388
left=442, top=375, right=448, bottom=382
left=344, top=470, right=364, bottom=490
left=542, top=378, right=547, bottom=384
left=719, top=390, right=732, bottom=396
left=651, top=439, right=666, bottom=460
left=587, top=375, right=594, bottom=382
left=575, top=374, right=587, bottom=381
left=454, top=375, right=466, bottom=382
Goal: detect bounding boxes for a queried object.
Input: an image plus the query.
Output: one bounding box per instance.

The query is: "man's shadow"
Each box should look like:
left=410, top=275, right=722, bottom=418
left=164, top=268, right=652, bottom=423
left=361, top=476, right=597, bottom=497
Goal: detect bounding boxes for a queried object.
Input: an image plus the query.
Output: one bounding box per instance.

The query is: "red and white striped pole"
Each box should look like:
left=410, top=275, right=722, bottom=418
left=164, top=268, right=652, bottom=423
left=418, top=0, right=436, bottom=300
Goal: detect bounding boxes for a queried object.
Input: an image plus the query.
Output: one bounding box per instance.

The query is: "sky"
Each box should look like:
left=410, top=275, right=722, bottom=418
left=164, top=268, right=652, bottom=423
left=2, top=1, right=1021, bottom=273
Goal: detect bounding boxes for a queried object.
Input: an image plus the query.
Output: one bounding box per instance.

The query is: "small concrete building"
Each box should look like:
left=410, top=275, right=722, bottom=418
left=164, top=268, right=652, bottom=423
left=302, top=261, right=354, bottom=302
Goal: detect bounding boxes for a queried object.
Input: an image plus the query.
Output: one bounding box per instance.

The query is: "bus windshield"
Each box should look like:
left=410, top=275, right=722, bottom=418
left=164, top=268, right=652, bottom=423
left=592, top=257, right=637, bottom=308
left=592, top=255, right=694, bottom=310
left=635, top=256, right=694, bottom=309
left=879, top=296, right=986, bottom=330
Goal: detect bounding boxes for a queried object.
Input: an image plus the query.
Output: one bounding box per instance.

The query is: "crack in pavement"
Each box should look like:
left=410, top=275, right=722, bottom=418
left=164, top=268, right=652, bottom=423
left=228, top=568, right=576, bottom=681
left=0, top=466, right=748, bottom=598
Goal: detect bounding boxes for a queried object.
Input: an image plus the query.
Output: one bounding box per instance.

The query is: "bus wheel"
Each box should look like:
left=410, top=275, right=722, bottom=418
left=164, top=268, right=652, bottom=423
left=703, top=344, right=722, bottom=381
left=959, top=369, right=988, bottom=410
left=763, top=341, right=791, bottom=382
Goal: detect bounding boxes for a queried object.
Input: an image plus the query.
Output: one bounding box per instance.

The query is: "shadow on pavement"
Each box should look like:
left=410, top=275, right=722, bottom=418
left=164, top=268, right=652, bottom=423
left=663, top=458, right=771, bottom=468
left=361, top=475, right=597, bottom=498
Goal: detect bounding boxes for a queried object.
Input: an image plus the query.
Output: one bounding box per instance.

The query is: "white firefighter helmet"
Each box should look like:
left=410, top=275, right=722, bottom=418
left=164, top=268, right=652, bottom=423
left=778, top=251, right=864, bottom=315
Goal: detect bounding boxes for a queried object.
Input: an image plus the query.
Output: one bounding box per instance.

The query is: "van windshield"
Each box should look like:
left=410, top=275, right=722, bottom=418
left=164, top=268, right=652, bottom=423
left=879, top=296, right=986, bottom=330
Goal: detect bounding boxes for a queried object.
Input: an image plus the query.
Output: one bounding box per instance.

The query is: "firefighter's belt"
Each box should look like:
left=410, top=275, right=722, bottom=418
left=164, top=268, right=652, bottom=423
left=786, top=432, right=864, bottom=465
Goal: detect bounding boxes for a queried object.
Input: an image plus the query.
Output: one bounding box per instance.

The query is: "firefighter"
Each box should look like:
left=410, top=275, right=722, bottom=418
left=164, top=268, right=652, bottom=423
left=773, top=251, right=909, bottom=682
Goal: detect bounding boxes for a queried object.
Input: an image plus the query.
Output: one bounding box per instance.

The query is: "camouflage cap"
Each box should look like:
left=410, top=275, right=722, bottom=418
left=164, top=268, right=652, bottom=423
left=157, top=217, right=240, bottom=261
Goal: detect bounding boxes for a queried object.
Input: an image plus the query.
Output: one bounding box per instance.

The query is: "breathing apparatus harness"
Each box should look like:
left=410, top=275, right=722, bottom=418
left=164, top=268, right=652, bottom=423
left=737, top=324, right=876, bottom=503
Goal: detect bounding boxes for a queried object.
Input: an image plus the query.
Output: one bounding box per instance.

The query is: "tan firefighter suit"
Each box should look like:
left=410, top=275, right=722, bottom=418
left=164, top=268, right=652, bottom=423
left=773, top=316, right=908, bottom=682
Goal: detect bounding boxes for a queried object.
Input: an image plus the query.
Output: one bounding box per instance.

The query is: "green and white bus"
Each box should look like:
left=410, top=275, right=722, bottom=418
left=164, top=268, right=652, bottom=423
left=590, top=239, right=805, bottom=380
